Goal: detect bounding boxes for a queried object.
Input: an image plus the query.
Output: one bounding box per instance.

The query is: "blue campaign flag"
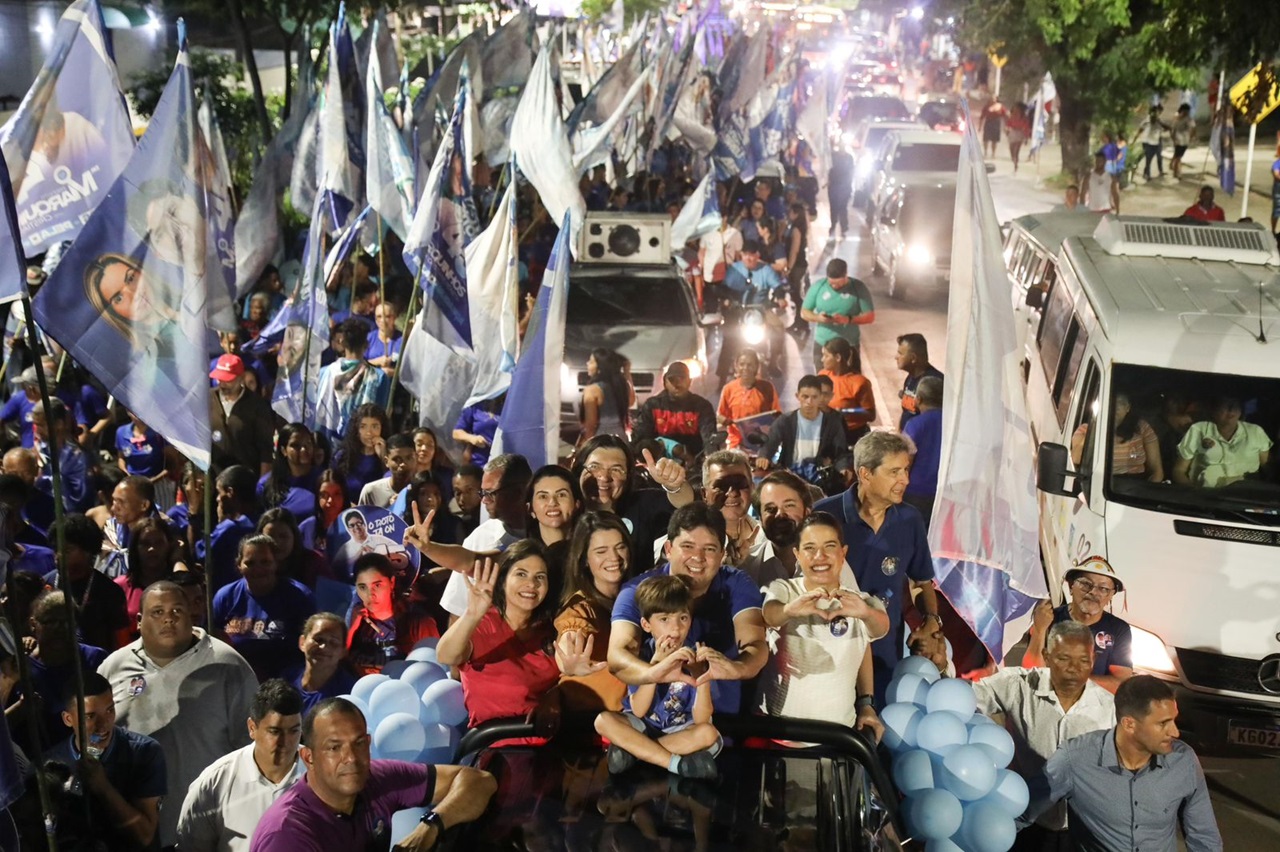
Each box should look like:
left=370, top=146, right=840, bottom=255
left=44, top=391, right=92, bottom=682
left=31, top=26, right=224, bottom=470
left=0, top=150, right=28, bottom=305
left=491, top=214, right=571, bottom=469
left=0, top=0, right=134, bottom=255
left=318, top=5, right=366, bottom=233
left=670, top=169, right=721, bottom=250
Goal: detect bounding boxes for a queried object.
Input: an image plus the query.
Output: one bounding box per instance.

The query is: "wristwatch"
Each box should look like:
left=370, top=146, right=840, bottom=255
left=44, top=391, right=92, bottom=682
left=855, top=695, right=875, bottom=710
left=420, top=810, right=446, bottom=846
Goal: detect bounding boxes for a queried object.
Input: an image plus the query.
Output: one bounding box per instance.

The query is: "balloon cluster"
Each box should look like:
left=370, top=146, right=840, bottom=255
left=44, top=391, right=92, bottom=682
left=882, top=656, right=1027, bottom=852
left=340, top=638, right=469, bottom=764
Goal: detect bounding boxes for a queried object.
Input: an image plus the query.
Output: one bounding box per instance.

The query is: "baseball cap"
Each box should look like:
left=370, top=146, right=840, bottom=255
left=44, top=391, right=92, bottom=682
left=11, top=366, right=39, bottom=387
left=664, top=361, right=691, bottom=379
left=210, top=354, right=245, bottom=382
left=1065, top=555, right=1124, bottom=593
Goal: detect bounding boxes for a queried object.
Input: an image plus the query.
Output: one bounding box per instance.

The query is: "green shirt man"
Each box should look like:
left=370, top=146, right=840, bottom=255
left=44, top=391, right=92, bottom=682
left=800, top=258, right=876, bottom=368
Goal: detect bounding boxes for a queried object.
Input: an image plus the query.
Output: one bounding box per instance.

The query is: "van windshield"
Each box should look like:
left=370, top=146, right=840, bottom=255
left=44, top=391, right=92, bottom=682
left=566, top=274, right=694, bottom=326
left=1099, top=364, right=1280, bottom=525
left=892, top=143, right=961, bottom=171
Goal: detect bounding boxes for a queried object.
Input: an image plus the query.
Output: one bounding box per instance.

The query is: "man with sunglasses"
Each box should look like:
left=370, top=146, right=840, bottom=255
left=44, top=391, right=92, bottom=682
left=1023, top=556, right=1133, bottom=693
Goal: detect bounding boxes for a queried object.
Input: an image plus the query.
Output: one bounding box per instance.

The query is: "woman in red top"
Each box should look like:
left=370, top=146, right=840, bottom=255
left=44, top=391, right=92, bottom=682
left=819, top=337, right=877, bottom=445
left=436, top=540, right=564, bottom=728
left=346, top=553, right=438, bottom=675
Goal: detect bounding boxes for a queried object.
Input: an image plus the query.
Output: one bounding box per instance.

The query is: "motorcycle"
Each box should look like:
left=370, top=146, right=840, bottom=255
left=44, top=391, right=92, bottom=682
left=715, top=286, right=793, bottom=386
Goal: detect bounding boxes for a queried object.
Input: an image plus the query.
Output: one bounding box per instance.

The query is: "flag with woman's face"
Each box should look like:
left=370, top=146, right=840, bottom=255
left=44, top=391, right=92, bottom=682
left=30, top=26, right=229, bottom=470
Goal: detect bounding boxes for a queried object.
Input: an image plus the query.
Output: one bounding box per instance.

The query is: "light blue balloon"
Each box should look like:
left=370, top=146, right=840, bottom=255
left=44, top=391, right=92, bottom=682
left=420, top=678, right=468, bottom=727
left=381, top=659, right=413, bottom=679
left=908, top=788, right=963, bottom=841
left=915, top=711, right=968, bottom=756
left=374, top=712, right=429, bottom=762
left=960, top=800, right=1016, bottom=852
left=369, top=680, right=422, bottom=727
left=895, top=655, right=943, bottom=684
left=351, top=674, right=390, bottom=703
left=421, top=722, right=456, bottom=764
left=881, top=702, right=923, bottom=752
left=402, top=661, right=449, bottom=696
left=412, top=637, right=440, bottom=652
left=925, top=840, right=964, bottom=852
left=967, top=711, right=998, bottom=727
left=893, top=748, right=936, bottom=794
left=925, top=678, right=977, bottom=717
left=407, top=646, right=439, bottom=664
left=337, top=693, right=370, bottom=720
left=979, top=769, right=1030, bottom=819
left=888, top=673, right=931, bottom=707
left=940, top=744, right=998, bottom=801
left=391, top=808, right=429, bottom=845
left=968, top=723, right=1015, bottom=768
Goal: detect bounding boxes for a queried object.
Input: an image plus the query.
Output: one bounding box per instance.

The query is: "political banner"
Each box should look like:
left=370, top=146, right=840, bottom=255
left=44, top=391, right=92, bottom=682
left=0, top=150, right=28, bottom=305
left=365, top=19, right=417, bottom=240
left=30, top=27, right=225, bottom=469
left=326, top=505, right=420, bottom=585
left=0, top=0, right=134, bottom=254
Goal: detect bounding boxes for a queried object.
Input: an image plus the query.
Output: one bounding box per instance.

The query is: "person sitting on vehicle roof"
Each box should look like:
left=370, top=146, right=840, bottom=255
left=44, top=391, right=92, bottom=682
left=1023, top=556, right=1133, bottom=693
left=1171, top=396, right=1272, bottom=488
left=760, top=512, right=888, bottom=739
left=595, top=574, right=722, bottom=780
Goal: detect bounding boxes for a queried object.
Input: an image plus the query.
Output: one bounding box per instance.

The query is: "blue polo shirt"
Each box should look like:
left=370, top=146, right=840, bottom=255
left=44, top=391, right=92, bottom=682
left=364, top=329, right=403, bottom=362
left=814, top=488, right=935, bottom=702
left=1051, top=604, right=1133, bottom=677
left=611, top=564, right=763, bottom=714
left=903, top=409, right=942, bottom=497
left=213, top=577, right=316, bottom=681
left=0, top=393, right=36, bottom=447
left=115, top=424, right=168, bottom=477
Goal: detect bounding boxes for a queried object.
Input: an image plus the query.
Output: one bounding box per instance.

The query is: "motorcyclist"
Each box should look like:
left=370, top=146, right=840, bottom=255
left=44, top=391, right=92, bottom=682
left=721, top=242, right=787, bottom=376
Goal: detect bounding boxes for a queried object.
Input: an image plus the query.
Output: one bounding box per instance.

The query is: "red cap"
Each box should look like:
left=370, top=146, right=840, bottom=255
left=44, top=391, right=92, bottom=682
left=210, top=354, right=245, bottom=382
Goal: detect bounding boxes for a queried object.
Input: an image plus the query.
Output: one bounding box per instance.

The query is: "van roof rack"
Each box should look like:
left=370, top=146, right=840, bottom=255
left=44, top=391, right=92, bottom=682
left=1092, top=214, right=1280, bottom=266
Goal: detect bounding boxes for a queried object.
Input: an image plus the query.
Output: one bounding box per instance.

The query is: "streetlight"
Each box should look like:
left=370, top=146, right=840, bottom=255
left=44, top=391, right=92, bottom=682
left=909, top=7, right=925, bottom=21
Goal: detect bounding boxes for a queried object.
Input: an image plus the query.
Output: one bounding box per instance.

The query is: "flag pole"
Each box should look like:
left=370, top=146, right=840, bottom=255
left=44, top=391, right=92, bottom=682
left=1, top=607, right=60, bottom=851
left=376, top=212, right=386, bottom=307
left=385, top=265, right=422, bottom=422
left=203, top=469, right=214, bottom=629
left=22, top=300, right=89, bottom=819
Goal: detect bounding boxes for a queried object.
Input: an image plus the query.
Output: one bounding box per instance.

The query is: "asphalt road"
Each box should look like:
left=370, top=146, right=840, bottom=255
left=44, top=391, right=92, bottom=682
left=798, top=165, right=1280, bottom=850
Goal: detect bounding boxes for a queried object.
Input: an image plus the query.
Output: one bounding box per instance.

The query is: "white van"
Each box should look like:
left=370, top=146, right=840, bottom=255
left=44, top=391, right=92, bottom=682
left=1019, top=214, right=1280, bottom=754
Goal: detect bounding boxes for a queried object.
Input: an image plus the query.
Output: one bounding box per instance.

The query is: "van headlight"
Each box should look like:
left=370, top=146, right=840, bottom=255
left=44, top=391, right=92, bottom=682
left=1130, top=626, right=1177, bottom=675
left=679, top=358, right=704, bottom=379
left=905, top=244, right=933, bottom=266
left=560, top=363, right=576, bottom=388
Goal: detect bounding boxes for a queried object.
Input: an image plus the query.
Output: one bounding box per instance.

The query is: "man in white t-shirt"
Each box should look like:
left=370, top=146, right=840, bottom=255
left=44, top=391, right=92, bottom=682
left=177, top=680, right=306, bottom=852
left=759, top=512, right=888, bottom=734
left=1083, top=152, right=1119, bottom=214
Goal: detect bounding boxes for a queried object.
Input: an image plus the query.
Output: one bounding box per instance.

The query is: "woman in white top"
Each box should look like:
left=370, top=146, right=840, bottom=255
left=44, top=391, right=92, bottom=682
left=759, top=512, right=890, bottom=737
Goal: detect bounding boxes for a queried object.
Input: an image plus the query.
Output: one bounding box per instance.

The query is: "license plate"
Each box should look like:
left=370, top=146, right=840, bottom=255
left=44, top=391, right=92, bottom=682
left=1226, top=721, right=1280, bottom=749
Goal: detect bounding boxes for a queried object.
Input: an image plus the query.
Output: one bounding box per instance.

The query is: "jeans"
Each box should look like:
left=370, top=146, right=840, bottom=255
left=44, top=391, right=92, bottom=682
left=1142, top=142, right=1162, bottom=178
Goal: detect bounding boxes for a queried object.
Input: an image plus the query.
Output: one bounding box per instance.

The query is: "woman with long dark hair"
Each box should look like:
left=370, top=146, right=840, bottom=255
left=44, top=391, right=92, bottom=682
left=412, top=426, right=456, bottom=505
left=555, top=512, right=634, bottom=712
left=257, top=507, right=332, bottom=589
left=819, top=337, right=876, bottom=445
left=1071, top=392, right=1163, bottom=482
left=299, top=469, right=347, bottom=555
left=331, top=403, right=389, bottom=502
left=259, top=423, right=321, bottom=523
left=578, top=348, right=633, bottom=445
left=115, top=517, right=183, bottom=637
left=346, top=553, right=439, bottom=675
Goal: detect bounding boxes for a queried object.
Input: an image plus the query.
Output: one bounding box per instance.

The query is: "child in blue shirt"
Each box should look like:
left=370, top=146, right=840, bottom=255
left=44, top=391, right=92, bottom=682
left=594, top=574, right=721, bottom=779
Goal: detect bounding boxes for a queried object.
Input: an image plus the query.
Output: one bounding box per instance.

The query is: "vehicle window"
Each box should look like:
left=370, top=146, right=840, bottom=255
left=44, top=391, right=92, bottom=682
left=1053, top=316, right=1089, bottom=425
left=892, top=143, right=961, bottom=171
left=1037, top=268, right=1074, bottom=387
left=1016, top=245, right=1039, bottom=284
left=567, top=274, right=694, bottom=326
left=1024, top=259, right=1056, bottom=339
left=1070, top=359, right=1101, bottom=476
left=1105, top=364, right=1280, bottom=523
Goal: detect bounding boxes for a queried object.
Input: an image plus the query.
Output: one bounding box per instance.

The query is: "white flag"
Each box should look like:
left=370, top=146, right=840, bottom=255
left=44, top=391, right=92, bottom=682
left=365, top=20, right=416, bottom=239
left=464, top=175, right=520, bottom=406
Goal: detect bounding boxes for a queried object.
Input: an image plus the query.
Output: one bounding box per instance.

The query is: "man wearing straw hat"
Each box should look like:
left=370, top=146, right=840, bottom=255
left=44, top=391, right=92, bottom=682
left=1023, top=556, right=1133, bottom=693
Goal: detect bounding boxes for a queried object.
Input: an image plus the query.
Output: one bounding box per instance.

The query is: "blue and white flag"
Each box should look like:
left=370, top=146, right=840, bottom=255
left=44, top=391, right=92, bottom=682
left=403, top=79, right=476, bottom=349
left=568, top=39, right=644, bottom=132
left=196, top=86, right=238, bottom=326
left=712, top=112, right=755, bottom=182
left=928, top=107, right=1045, bottom=658
left=365, top=20, right=416, bottom=240
left=464, top=171, right=520, bottom=406
left=572, top=65, right=653, bottom=173
left=318, top=7, right=366, bottom=232
left=0, top=0, right=134, bottom=255
left=0, top=150, right=28, bottom=305
left=1029, top=72, right=1055, bottom=155
left=236, top=95, right=312, bottom=296
left=491, top=214, right=571, bottom=469
left=262, top=192, right=331, bottom=426
left=290, top=99, right=322, bottom=214
left=510, top=48, right=586, bottom=254
left=30, top=25, right=227, bottom=470
left=670, top=170, right=721, bottom=250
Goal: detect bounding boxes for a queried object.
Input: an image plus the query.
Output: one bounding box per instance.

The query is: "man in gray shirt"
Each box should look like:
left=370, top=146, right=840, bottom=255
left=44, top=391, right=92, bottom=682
left=1038, top=675, right=1222, bottom=851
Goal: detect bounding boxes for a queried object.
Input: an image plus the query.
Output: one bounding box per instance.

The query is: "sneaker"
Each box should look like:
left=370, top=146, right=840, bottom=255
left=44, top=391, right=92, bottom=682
left=607, top=745, right=638, bottom=775
left=675, top=749, right=719, bottom=780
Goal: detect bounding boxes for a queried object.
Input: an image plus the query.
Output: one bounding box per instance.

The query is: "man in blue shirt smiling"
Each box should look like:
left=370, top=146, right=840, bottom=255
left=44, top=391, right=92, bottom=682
left=814, top=431, right=939, bottom=704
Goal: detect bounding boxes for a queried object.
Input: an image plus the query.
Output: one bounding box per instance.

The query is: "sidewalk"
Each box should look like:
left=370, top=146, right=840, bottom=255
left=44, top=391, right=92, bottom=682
left=989, top=135, right=1278, bottom=222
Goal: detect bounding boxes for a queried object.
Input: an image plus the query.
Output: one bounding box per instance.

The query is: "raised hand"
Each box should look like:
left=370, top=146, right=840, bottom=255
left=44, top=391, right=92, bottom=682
left=556, top=630, right=608, bottom=677
left=783, top=589, right=833, bottom=621
left=642, top=447, right=686, bottom=492
left=464, top=557, right=498, bottom=618
left=649, top=644, right=697, bottom=686
left=692, top=642, right=737, bottom=685
left=403, top=503, right=436, bottom=553
left=1031, top=598, right=1055, bottom=635
left=831, top=588, right=874, bottom=621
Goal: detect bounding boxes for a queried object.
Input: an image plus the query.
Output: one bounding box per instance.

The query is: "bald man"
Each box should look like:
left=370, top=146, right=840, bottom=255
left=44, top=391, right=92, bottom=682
left=2, top=447, right=54, bottom=538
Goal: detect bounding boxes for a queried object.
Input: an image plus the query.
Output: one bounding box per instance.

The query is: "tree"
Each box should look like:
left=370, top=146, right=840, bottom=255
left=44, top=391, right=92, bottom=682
left=580, top=0, right=667, bottom=26
left=952, top=0, right=1204, bottom=175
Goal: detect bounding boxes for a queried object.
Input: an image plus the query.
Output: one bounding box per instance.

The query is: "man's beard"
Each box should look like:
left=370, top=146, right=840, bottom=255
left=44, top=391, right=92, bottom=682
left=763, top=515, right=799, bottom=550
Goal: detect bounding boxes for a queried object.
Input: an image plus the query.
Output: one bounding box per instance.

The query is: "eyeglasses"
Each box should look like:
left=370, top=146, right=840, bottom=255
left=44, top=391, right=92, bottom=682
left=478, top=485, right=515, bottom=500
left=708, top=475, right=752, bottom=493
left=1074, top=579, right=1116, bottom=596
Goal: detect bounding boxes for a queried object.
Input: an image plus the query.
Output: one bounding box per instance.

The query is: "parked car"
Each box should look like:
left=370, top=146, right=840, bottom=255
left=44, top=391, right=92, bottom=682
left=845, top=119, right=920, bottom=205
left=444, top=713, right=907, bottom=852
left=870, top=179, right=957, bottom=298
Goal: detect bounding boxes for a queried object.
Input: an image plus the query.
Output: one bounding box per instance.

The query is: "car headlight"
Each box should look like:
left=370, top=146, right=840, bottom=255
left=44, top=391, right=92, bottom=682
left=1130, top=626, right=1177, bottom=675
left=679, top=358, right=704, bottom=380
left=560, top=363, right=576, bottom=389
left=856, top=155, right=874, bottom=179
left=905, top=244, right=933, bottom=266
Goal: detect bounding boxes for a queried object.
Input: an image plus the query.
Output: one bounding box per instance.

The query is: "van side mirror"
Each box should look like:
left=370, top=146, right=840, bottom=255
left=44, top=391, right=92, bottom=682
left=1036, top=442, right=1081, bottom=497
left=1024, top=286, right=1046, bottom=309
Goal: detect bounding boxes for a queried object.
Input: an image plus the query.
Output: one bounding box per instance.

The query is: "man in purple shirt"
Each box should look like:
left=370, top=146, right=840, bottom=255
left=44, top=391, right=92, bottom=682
left=250, top=697, right=496, bottom=851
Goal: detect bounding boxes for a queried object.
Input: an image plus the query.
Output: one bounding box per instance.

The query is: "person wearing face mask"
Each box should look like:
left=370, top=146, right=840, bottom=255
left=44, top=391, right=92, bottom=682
left=177, top=680, right=307, bottom=852
left=760, top=513, right=888, bottom=737
left=98, top=580, right=258, bottom=849
left=45, top=672, right=167, bottom=852
left=1023, top=557, right=1133, bottom=693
